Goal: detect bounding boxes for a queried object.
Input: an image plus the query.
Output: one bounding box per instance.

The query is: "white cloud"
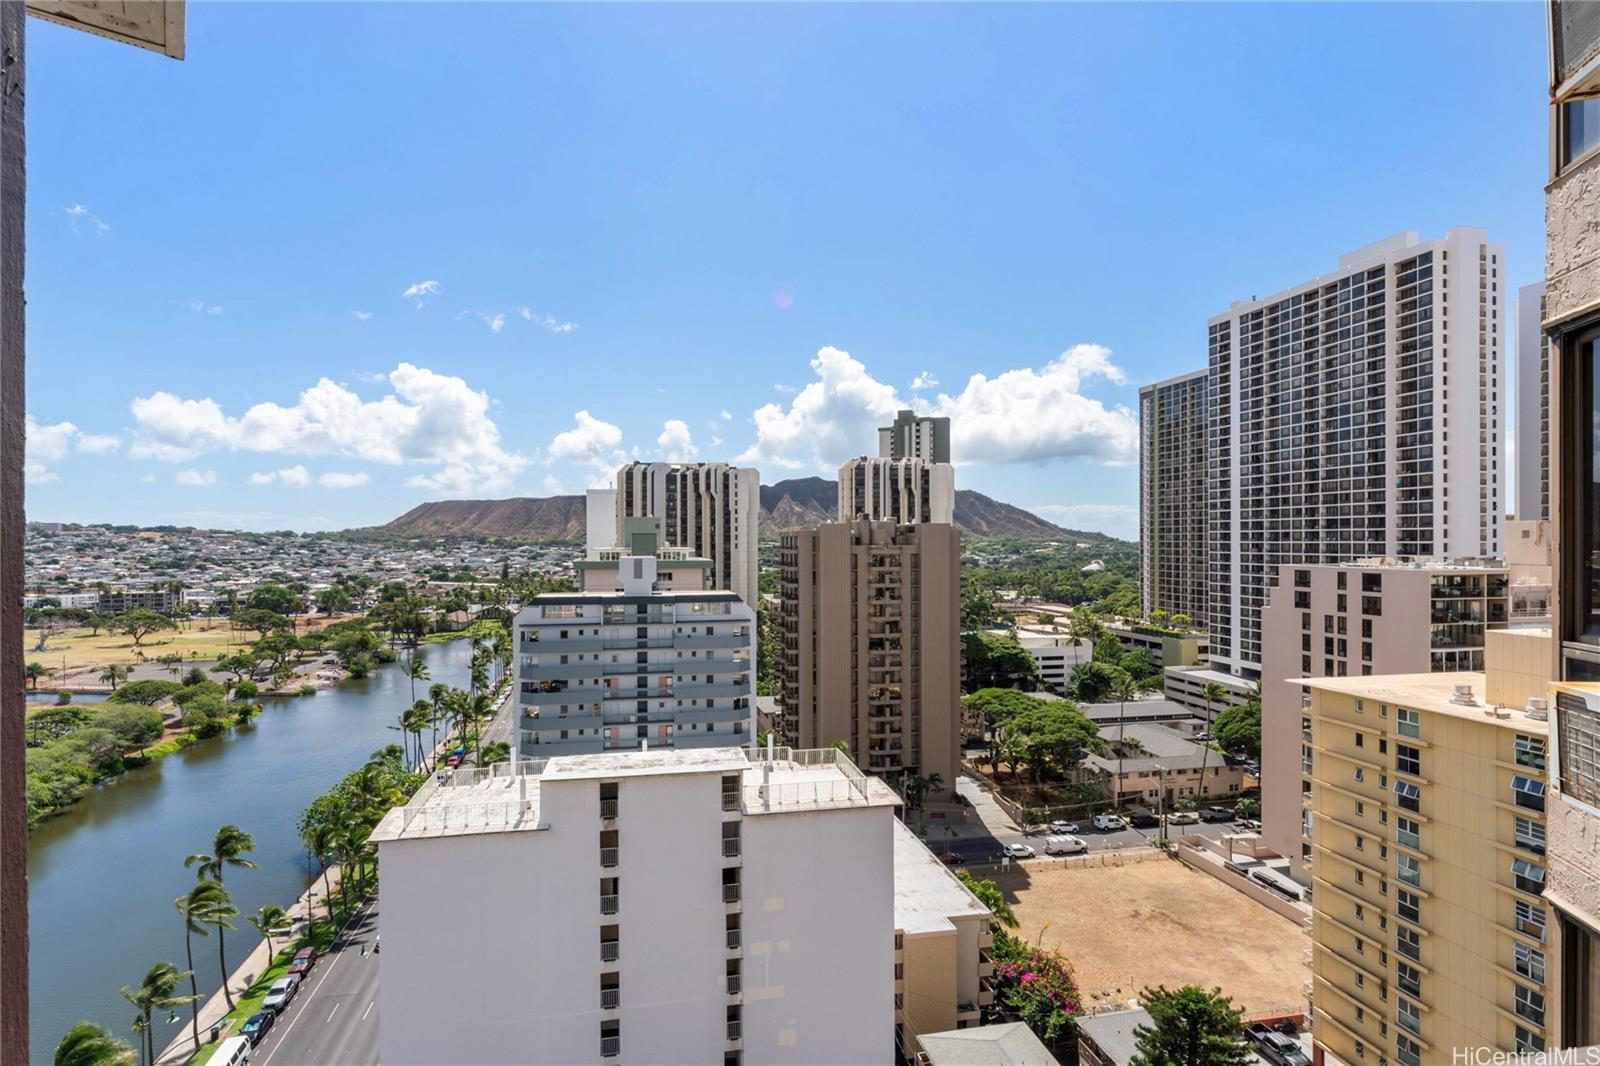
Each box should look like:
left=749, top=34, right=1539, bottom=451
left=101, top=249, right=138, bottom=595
left=741, top=344, right=1137, bottom=471
left=1031, top=502, right=1137, bottom=540
left=549, top=410, right=624, bottom=473
left=186, top=299, right=223, bottom=316
left=278, top=465, right=312, bottom=487
left=25, top=417, right=120, bottom=482
left=911, top=371, right=939, bottom=391
left=129, top=362, right=527, bottom=495
left=402, top=280, right=441, bottom=308
left=656, top=419, right=698, bottom=461
left=516, top=308, right=577, bottom=333
left=352, top=310, right=373, bottom=321
left=248, top=471, right=276, bottom=486
left=543, top=474, right=566, bottom=495
left=175, top=468, right=217, bottom=487
left=318, top=471, right=369, bottom=489
left=719, top=410, right=732, bottom=421
left=65, top=203, right=110, bottom=237
left=459, top=310, right=507, bottom=333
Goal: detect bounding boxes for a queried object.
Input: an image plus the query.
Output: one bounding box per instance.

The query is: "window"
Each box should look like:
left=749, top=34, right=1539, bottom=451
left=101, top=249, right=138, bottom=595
left=1394, top=780, right=1420, bottom=813
left=1515, top=942, right=1546, bottom=984
left=1396, top=961, right=1421, bottom=997
left=1563, top=97, right=1600, bottom=168
left=1397, top=708, right=1419, bottom=738
left=1397, top=853, right=1420, bottom=887
left=1512, top=775, right=1546, bottom=812
left=1396, top=927, right=1421, bottom=962
left=1363, top=596, right=1382, bottom=616
left=1397, top=889, right=1420, bottom=924
left=1515, top=1027, right=1546, bottom=1054
left=1356, top=732, right=1365, bottom=748
left=1514, top=816, right=1546, bottom=855
left=1396, top=745, right=1420, bottom=776
left=1396, top=998, right=1421, bottom=1035
left=1355, top=767, right=1365, bottom=783
left=1515, top=899, right=1546, bottom=942
left=1397, top=816, right=1420, bottom=850
left=1515, top=983, right=1546, bottom=1027
left=1512, top=858, right=1546, bottom=895
left=1514, top=734, right=1546, bottom=771
left=1396, top=1034, right=1420, bottom=1066
left=1558, top=693, right=1600, bottom=806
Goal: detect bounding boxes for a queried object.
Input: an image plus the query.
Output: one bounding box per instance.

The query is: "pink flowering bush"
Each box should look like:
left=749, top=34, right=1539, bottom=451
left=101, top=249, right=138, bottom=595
left=990, top=932, right=1081, bottom=1046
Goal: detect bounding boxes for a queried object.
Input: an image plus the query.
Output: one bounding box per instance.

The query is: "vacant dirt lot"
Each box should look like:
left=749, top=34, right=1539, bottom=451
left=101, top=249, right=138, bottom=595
left=996, top=855, right=1307, bottom=1015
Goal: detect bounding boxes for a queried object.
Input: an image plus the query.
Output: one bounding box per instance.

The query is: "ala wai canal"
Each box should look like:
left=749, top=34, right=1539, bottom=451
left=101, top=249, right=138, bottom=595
left=28, top=638, right=478, bottom=1064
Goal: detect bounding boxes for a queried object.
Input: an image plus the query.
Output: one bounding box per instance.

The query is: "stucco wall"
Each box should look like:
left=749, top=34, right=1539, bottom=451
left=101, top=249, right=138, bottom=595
left=1547, top=157, right=1600, bottom=327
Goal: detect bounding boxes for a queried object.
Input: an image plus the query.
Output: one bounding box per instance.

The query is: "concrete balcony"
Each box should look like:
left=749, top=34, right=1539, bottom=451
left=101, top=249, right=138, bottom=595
left=521, top=686, right=605, bottom=707
left=674, top=632, right=750, bottom=651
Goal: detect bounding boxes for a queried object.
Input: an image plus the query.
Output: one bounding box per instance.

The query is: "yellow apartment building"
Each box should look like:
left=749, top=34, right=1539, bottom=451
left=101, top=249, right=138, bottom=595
left=1303, top=672, right=1551, bottom=1064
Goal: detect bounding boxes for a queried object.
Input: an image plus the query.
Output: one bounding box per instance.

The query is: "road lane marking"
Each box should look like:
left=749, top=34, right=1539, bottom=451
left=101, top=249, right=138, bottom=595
left=361, top=1000, right=374, bottom=1021
left=257, top=900, right=371, bottom=1066
left=326, top=1003, right=341, bottom=1024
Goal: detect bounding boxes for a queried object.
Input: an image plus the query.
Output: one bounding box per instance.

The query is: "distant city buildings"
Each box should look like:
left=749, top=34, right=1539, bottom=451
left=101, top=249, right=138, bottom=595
left=372, top=746, right=901, bottom=1065
left=1138, top=369, right=1207, bottom=622
left=1516, top=281, right=1550, bottom=522
left=837, top=456, right=955, bottom=525
left=1204, top=228, right=1506, bottom=680
left=878, top=409, right=951, bottom=463
left=615, top=462, right=760, bottom=606
left=514, top=557, right=755, bottom=758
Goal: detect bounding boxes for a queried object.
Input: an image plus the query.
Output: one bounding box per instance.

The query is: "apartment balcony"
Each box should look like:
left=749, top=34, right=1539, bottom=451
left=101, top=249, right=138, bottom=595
left=727, top=974, right=742, bottom=996
left=722, top=838, right=741, bottom=859
left=600, top=895, right=619, bottom=915
left=601, top=940, right=619, bottom=963
left=726, top=929, right=741, bottom=951
left=522, top=686, right=606, bottom=707
left=674, top=632, right=749, bottom=651
left=727, top=1021, right=742, bottom=1043
left=601, top=848, right=619, bottom=868
left=601, top=1037, right=620, bottom=1059
left=601, top=988, right=620, bottom=1011
left=600, top=798, right=619, bottom=819
left=723, top=883, right=742, bottom=905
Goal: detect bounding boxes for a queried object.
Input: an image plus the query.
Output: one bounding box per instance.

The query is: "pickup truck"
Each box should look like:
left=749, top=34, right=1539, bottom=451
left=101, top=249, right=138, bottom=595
left=1246, top=1023, right=1311, bottom=1066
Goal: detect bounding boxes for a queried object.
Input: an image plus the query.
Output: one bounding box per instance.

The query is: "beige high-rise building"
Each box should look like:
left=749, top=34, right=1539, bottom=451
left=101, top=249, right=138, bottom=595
left=615, top=462, right=759, bottom=607
left=1139, top=369, right=1208, bottom=622
left=1304, top=669, right=1553, bottom=1063
left=777, top=518, right=961, bottom=789
left=837, top=456, right=955, bottom=525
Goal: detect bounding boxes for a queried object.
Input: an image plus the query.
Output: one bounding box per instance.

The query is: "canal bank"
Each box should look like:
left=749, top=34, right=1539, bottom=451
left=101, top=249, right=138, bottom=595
left=28, top=638, right=482, bottom=1065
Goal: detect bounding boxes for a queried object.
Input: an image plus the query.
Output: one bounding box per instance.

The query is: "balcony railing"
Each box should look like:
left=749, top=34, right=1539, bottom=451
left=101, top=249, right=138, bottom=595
left=601, top=848, right=619, bottom=868
left=726, top=929, right=740, bottom=950
left=727, top=975, right=741, bottom=995
left=721, top=792, right=740, bottom=811
left=723, top=884, right=741, bottom=904
left=601, top=941, right=619, bottom=962
left=601, top=894, right=619, bottom=915
left=600, top=799, right=618, bottom=819
left=722, top=839, right=741, bottom=859
left=727, top=1021, right=742, bottom=1042
left=601, top=1037, right=621, bottom=1058
left=601, top=989, right=620, bottom=1010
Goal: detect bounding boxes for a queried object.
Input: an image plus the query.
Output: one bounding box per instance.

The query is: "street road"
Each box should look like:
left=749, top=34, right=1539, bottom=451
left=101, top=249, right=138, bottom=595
left=255, top=894, right=381, bottom=1066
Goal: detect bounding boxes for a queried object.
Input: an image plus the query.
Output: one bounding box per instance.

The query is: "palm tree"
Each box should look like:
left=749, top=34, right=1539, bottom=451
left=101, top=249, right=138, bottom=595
left=490, top=628, right=511, bottom=683
left=185, top=825, right=256, bottom=1012
left=97, top=663, right=130, bottom=691
left=303, top=821, right=340, bottom=922
left=199, top=884, right=239, bottom=1011
left=53, top=1021, right=132, bottom=1066
left=1110, top=673, right=1140, bottom=806
left=174, top=880, right=229, bottom=1048
left=25, top=660, right=50, bottom=689
left=247, top=905, right=294, bottom=966
left=407, top=649, right=429, bottom=706
left=1198, top=681, right=1228, bottom=798
left=120, top=962, right=195, bottom=1066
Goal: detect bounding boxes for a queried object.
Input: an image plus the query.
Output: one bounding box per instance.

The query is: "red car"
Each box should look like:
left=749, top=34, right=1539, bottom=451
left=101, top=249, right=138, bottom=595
left=939, top=852, right=964, bottom=866
left=288, top=947, right=317, bottom=975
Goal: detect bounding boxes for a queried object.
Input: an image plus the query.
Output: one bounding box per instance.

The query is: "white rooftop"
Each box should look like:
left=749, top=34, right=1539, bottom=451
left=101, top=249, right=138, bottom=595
left=892, top=820, right=990, bottom=935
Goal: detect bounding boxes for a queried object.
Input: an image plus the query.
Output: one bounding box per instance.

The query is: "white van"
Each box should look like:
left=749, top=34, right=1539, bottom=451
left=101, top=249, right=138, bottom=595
left=1043, top=835, right=1087, bottom=855
left=1092, top=814, right=1126, bottom=832
left=213, top=1036, right=251, bottom=1066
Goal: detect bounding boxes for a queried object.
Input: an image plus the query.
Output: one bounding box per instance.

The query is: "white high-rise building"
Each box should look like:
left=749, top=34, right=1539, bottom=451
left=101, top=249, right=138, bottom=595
left=1516, top=281, right=1550, bottom=522
left=1206, top=228, right=1505, bottom=678
left=372, top=746, right=900, bottom=1066
left=837, top=456, right=955, bottom=524
left=616, top=462, right=759, bottom=606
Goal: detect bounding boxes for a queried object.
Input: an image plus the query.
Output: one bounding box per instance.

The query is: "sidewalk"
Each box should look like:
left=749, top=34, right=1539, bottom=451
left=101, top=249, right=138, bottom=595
left=154, top=863, right=348, bottom=1066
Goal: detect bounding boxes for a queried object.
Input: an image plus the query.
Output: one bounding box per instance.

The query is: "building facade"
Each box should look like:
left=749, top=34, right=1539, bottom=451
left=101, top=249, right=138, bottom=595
left=878, top=410, right=951, bottom=463
left=1517, top=282, right=1551, bottom=522
left=1139, top=369, right=1208, bottom=622
left=838, top=456, right=955, bottom=525
left=615, top=462, right=759, bottom=606
left=1303, top=672, right=1551, bottom=1061
left=1206, top=228, right=1506, bottom=680
left=1259, top=560, right=1515, bottom=880
left=778, top=519, right=961, bottom=789
left=575, top=517, right=714, bottom=594
left=1543, top=3, right=1600, bottom=1045
left=372, top=747, right=899, bottom=1065
left=515, top=559, right=755, bottom=758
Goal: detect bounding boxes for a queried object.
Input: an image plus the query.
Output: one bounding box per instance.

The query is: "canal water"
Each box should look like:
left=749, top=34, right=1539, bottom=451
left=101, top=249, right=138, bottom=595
left=28, top=639, right=477, bottom=1064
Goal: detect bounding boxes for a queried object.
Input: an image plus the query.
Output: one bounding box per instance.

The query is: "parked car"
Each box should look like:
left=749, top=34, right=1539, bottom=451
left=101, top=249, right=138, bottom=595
left=261, top=974, right=301, bottom=1014
left=1236, top=818, right=1263, bottom=831
left=1091, top=814, right=1127, bottom=832
left=939, top=852, right=964, bottom=866
left=1049, top=820, right=1079, bottom=834
left=1000, top=842, right=1035, bottom=859
left=1166, top=810, right=1200, bottom=825
left=1043, top=835, right=1088, bottom=855
left=288, top=946, right=317, bottom=976
left=1201, top=806, right=1235, bottom=823
left=239, top=1010, right=275, bottom=1048
left=1243, top=760, right=1260, bottom=775
left=1129, top=813, right=1160, bottom=829
left=1254, top=1028, right=1310, bottom=1066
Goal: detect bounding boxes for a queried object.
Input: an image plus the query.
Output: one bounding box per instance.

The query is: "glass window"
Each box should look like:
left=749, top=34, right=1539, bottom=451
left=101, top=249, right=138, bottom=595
left=1398, top=708, right=1420, bottom=738
left=1396, top=745, right=1420, bottom=776
left=1397, top=853, right=1420, bottom=887
left=1516, top=1028, right=1546, bottom=1055
left=1558, top=692, right=1600, bottom=806
left=1397, top=816, right=1420, bottom=851
left=1397, top=1034, right=1421, bottom=1066
left=1514, top=735, right=1546, bottom=770
left=1396, top=961, right=1421, bottom=997
left=1394, top=780, right=1420, bottom=813
left=1396, top=927, right=1421, bottom=962
left=1514, top=816, right=1547, bottom=855
left=1515, top=983, right=1546, bottom=1027
left=1512, top=775, right=1547, bottom=812
left=1515, top=899, right=1546, bottom=942
left=1397, top=999, right=1421, bottom=1035
left=1397, top=889, right=1420, bottom=924
left=1515, top=942, right=1546, bottom=984
left=1512, top=858, right=1547, bottom=895
left=1564, top=97, right=1600, bottom=168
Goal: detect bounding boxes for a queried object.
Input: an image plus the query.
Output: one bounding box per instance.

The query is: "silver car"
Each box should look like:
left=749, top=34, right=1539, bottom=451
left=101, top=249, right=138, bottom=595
left=261, top=973, right=301, bottom=1015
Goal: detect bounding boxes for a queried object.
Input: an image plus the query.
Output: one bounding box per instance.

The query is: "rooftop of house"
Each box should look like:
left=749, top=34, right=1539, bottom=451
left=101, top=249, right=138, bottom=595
left=1297, top=672, right=1549, bottom=733
left=916, top=1021, right=1055, bottom=1066
left=891, top=820, right=990, bottom=936
left=1085, top=722, right=1224, bottom=774
left=371, top=745, right=900, bottom=843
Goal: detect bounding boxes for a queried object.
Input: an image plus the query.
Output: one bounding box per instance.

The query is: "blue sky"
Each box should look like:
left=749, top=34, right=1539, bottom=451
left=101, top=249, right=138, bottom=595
left=22, top=2, right=1549, bottom=539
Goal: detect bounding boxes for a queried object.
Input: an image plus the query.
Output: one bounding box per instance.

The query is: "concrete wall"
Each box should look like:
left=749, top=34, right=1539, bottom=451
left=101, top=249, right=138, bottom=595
left=1485, top=628, right=1554, bottom=710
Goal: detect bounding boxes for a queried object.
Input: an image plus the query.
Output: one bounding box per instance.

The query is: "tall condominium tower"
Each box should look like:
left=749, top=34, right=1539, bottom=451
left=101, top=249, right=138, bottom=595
left=837, top=456, right=955, bottom=524
left=778, top=518, right=961, bottom=790
left=1138, top=369, right=1208, bottom=621
left=1516, top=282, right=1551, bottom=521
left=1206, top=228, right=1506, bottom=679
left=615, top=462, right=759, bottom=606
left=878, top=409, right=951, bottom=463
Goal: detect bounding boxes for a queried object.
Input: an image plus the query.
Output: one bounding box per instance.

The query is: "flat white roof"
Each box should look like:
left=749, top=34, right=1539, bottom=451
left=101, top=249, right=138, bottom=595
left=892, top=820, right=990, bottom=935
left=542, top=747, right=750, bottom=781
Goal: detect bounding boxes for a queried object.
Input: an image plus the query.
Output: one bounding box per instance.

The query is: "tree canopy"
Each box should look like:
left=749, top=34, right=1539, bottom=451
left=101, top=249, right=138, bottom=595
left=1131, top=985, right=1251, bottom=1066
left=962, top=632, right=1040, bottom=692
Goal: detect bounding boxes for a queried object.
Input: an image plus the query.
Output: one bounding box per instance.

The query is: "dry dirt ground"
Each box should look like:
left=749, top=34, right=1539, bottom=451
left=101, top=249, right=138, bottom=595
left=995, top=855, right=1308, bottom=1016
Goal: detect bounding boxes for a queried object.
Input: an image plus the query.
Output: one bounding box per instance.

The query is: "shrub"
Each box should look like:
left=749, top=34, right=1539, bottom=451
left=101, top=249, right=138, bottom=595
left=298, top=684, right=316, bottom=697
left=54, top=690, right=72, bottom=705
left=182, top=667, right=208, bottom=686
left=232, top=680, right=259, bottom=701
left=91, top=705, right=164, bottom=750
left=171, top=681, right=227, bottom=707
left=107, top=679, right=185, bottom=706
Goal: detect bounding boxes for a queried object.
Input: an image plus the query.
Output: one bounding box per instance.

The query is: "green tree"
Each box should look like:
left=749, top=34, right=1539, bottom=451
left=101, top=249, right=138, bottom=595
left=119, top=962, right=195, bottom=1066
left=479, top=740, right=512, bottom=766
left=301, top=820, right=341, bottom=923
left=961, top=586, right=1000, bottom=631
left=1010, top=701, right=1101, bottom=781
left=1070, top=660, right=1126, bottom=703
left=1213, top=700, right=1261, bottom=761
left=185, top=824, right=257, bottom=1011
left=1130, top=984, right=1250, bottom=1066
left=53, top=1021, right=132, bottom=1066
left=247, top=905, right=294, bottom=965
left=957, top=870, right=1017, bottom=929
left=1233, top=798, right=1259, bottom=820
left=1197, top=682, right=1229, bottom=795
left=97, top=664, right=130, bottom=691
left=1110, top=672, right=1140, bottom=800
left=962, top=631, right=1040, bottom=692
left=316, top=585, right=352, bottom=616
left=115, top=610, right=176, bottom=648
left=83, top=612, right=111, bottom=637
left=25, top=660, right=50, bottom=689
left=246, top=583, right=305, bottom=617
left=174, top=880, right=231, bottom=1049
